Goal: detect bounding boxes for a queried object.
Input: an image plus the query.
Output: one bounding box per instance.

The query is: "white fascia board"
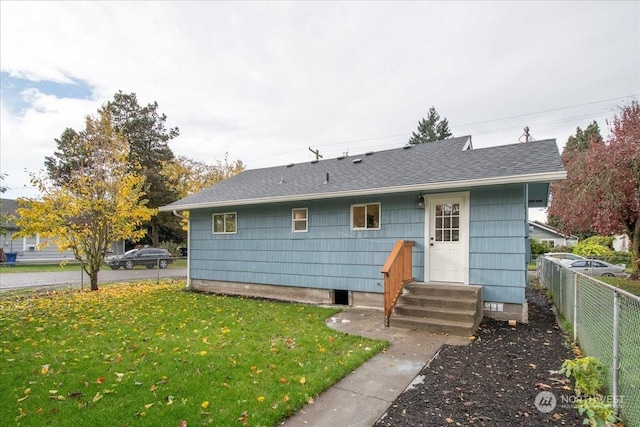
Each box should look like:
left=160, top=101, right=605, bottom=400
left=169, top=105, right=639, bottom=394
left=529, top=220, right=577, bottom=239
left=159, top=170, right=567, bottom=212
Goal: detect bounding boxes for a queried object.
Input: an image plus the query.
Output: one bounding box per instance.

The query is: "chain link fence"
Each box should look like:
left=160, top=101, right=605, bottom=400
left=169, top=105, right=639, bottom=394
left=538, top=256, right=640, bottom=425
left=0, top=258, right=187, bottom=292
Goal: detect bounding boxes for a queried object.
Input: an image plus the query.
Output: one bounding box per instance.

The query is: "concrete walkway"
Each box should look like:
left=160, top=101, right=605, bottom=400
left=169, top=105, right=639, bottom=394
left=281, top=307, right=470, bottom=427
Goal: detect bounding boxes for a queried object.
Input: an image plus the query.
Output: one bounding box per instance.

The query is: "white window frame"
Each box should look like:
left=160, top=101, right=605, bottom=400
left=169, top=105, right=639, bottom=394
left=351, top=203, right=381, bottom=230
left=292, top=208, right=308, bottom=232
left=22, top=234, right=40, bottom=251
left=212, top=212, right=237, bottom=234
left=540, top=239, right=556, bottom=248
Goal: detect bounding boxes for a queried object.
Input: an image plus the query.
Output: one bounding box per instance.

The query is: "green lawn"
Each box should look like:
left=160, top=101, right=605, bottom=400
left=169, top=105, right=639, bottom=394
left=599, top=276, right=640, bottom=296
left=0, top=280, right=387, bottom=426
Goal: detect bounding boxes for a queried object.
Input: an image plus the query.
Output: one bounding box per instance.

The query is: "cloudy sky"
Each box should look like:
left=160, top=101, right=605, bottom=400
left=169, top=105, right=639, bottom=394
left=1, top=2, right=639, bottom=211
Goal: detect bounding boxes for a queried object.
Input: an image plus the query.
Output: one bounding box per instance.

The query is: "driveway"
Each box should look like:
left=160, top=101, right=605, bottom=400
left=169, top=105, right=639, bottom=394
left=0, top=267, right=187, bottom=291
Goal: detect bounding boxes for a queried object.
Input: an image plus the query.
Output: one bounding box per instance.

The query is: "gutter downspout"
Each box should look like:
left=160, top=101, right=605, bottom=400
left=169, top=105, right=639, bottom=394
left=173, top=210, right=191, bottom=289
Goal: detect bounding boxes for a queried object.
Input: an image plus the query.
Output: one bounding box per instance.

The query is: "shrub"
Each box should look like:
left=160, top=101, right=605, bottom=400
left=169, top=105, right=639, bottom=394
left=559, top=356, right=618, bottom=426
left=530, top=238, right=551, bottom=255
left=581, top=235, right=615, bottom=249
left=572, top=241, right=613, bottom=257
left=560, top=356, right=604, bottom=396
left=602, top=252, right=632, bottom=267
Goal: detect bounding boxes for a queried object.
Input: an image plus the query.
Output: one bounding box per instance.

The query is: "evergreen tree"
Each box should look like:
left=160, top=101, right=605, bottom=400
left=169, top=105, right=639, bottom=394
left=105, top=91, right=180, bottom=246
left=408, top=106, right=453, bottom=145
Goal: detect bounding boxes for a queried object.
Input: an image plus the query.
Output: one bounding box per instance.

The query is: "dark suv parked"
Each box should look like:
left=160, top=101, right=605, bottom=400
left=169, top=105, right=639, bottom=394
left=107, top=248, right=174, bottom=270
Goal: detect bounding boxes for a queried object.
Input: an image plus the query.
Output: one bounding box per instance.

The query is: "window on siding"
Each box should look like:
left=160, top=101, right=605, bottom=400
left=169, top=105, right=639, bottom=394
left=292, top=208, right=308, bottom=232
left=540, top=239, right=555, bottom=249
left=351, top=203, right=380, bottom=230
left=212, top=212, right=237, bottom=234
left=22, top=235, right=40, bottom=251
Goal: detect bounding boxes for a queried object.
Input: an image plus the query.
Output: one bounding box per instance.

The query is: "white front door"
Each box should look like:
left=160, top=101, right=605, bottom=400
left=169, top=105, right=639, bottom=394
left=428, top=194, right=468, bottom=283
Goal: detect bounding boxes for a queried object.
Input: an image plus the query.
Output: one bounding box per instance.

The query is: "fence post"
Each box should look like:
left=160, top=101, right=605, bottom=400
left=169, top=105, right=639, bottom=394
left=573, top=273, right=578, bottom=342
left=612, top=290, right=620, bottom=415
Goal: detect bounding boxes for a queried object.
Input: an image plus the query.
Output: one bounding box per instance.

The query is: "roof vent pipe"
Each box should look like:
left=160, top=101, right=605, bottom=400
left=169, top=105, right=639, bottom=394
left=323, top=172, right=329, bottom=184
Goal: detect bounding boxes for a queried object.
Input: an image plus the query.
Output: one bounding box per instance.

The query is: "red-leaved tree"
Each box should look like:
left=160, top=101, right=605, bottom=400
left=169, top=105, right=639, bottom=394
left=548, top=101, right=640, bottom=278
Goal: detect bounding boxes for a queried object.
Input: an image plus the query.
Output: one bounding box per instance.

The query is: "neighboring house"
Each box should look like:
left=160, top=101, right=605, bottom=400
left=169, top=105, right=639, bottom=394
left=528, top=220, right=578, bottom=248
left=613, top=234, right=629, bottom=252
left=159, top=136, right=566, bottom=323
left=0, top=198, right=124, bottom=262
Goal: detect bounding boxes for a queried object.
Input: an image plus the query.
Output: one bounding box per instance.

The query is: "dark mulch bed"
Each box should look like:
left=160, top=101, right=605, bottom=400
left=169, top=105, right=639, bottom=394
left=375, top=285, right=584, bottom=426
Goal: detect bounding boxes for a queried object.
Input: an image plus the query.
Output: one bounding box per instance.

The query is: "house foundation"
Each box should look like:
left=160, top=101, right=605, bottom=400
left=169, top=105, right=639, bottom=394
left=189, top=279, right=527, bottom=323
left=483, top=300, right=529, bottom=323
left=190, top=279, right=384, bottom=308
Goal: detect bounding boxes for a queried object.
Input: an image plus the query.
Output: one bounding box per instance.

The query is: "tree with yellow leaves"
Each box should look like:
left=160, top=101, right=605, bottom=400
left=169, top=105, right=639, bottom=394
left=161, top=154, right=245, bottom=230
left=16, top=108, right=155, bottom=290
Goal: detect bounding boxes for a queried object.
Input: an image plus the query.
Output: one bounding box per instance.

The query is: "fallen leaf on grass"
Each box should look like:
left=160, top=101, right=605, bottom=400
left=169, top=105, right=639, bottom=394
left=93, top=392, right=103, bottom=403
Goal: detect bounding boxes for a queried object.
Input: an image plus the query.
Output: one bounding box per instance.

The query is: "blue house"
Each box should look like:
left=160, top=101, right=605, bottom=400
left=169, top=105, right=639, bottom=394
left=160, top=136, right=565, bottom=330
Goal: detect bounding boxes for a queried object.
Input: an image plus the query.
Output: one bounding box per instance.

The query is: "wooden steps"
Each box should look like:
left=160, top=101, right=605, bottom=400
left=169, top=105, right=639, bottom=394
left=390, top=282, right=483, bottom=336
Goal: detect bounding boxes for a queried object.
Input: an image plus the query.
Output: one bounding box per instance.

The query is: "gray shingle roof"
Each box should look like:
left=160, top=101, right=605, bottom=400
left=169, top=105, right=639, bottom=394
left=160, top=136, right=565, bottom=211
left=0, top=198, right=19, bottom=229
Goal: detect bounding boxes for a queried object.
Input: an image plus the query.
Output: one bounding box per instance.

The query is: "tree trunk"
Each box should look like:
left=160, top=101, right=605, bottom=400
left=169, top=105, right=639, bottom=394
left=631, top=222, right=640, bottom=280
left=151, top=217, right=160, bottom=247
left=90, top=270, right=99, bottom=291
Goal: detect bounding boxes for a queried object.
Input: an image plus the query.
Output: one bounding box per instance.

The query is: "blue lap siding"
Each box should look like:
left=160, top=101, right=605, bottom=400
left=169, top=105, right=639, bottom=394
left=469, top=185, right=528, bottom=304
left=189, top=184, right=529, bottom=305
left=189, top=193, right=425, bottom=293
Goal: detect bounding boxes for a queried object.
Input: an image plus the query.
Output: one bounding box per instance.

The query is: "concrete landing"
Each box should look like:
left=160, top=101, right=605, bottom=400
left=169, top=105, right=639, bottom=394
left=280, top=307, right=470, bottom=427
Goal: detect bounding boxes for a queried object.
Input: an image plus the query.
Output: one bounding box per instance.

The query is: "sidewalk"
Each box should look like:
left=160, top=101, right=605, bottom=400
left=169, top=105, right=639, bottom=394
left=280, top=307, right=470, bottom=427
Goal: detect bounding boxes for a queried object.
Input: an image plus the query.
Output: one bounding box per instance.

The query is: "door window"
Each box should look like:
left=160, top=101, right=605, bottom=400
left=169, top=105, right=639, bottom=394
left=434, top=203, right=460, bottom=242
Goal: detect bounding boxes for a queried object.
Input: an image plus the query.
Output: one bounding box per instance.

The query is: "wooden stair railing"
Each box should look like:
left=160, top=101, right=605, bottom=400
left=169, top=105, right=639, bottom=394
left=381, top=240, right=415, bottom=327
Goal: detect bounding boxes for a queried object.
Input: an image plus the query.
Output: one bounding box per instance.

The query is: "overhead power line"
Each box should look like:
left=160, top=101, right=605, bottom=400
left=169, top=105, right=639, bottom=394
left=250, top=94, right=638, bottom=168
left=314, top=94, right=637, bottom=149
left=454, top=95, right=636, bottom=128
